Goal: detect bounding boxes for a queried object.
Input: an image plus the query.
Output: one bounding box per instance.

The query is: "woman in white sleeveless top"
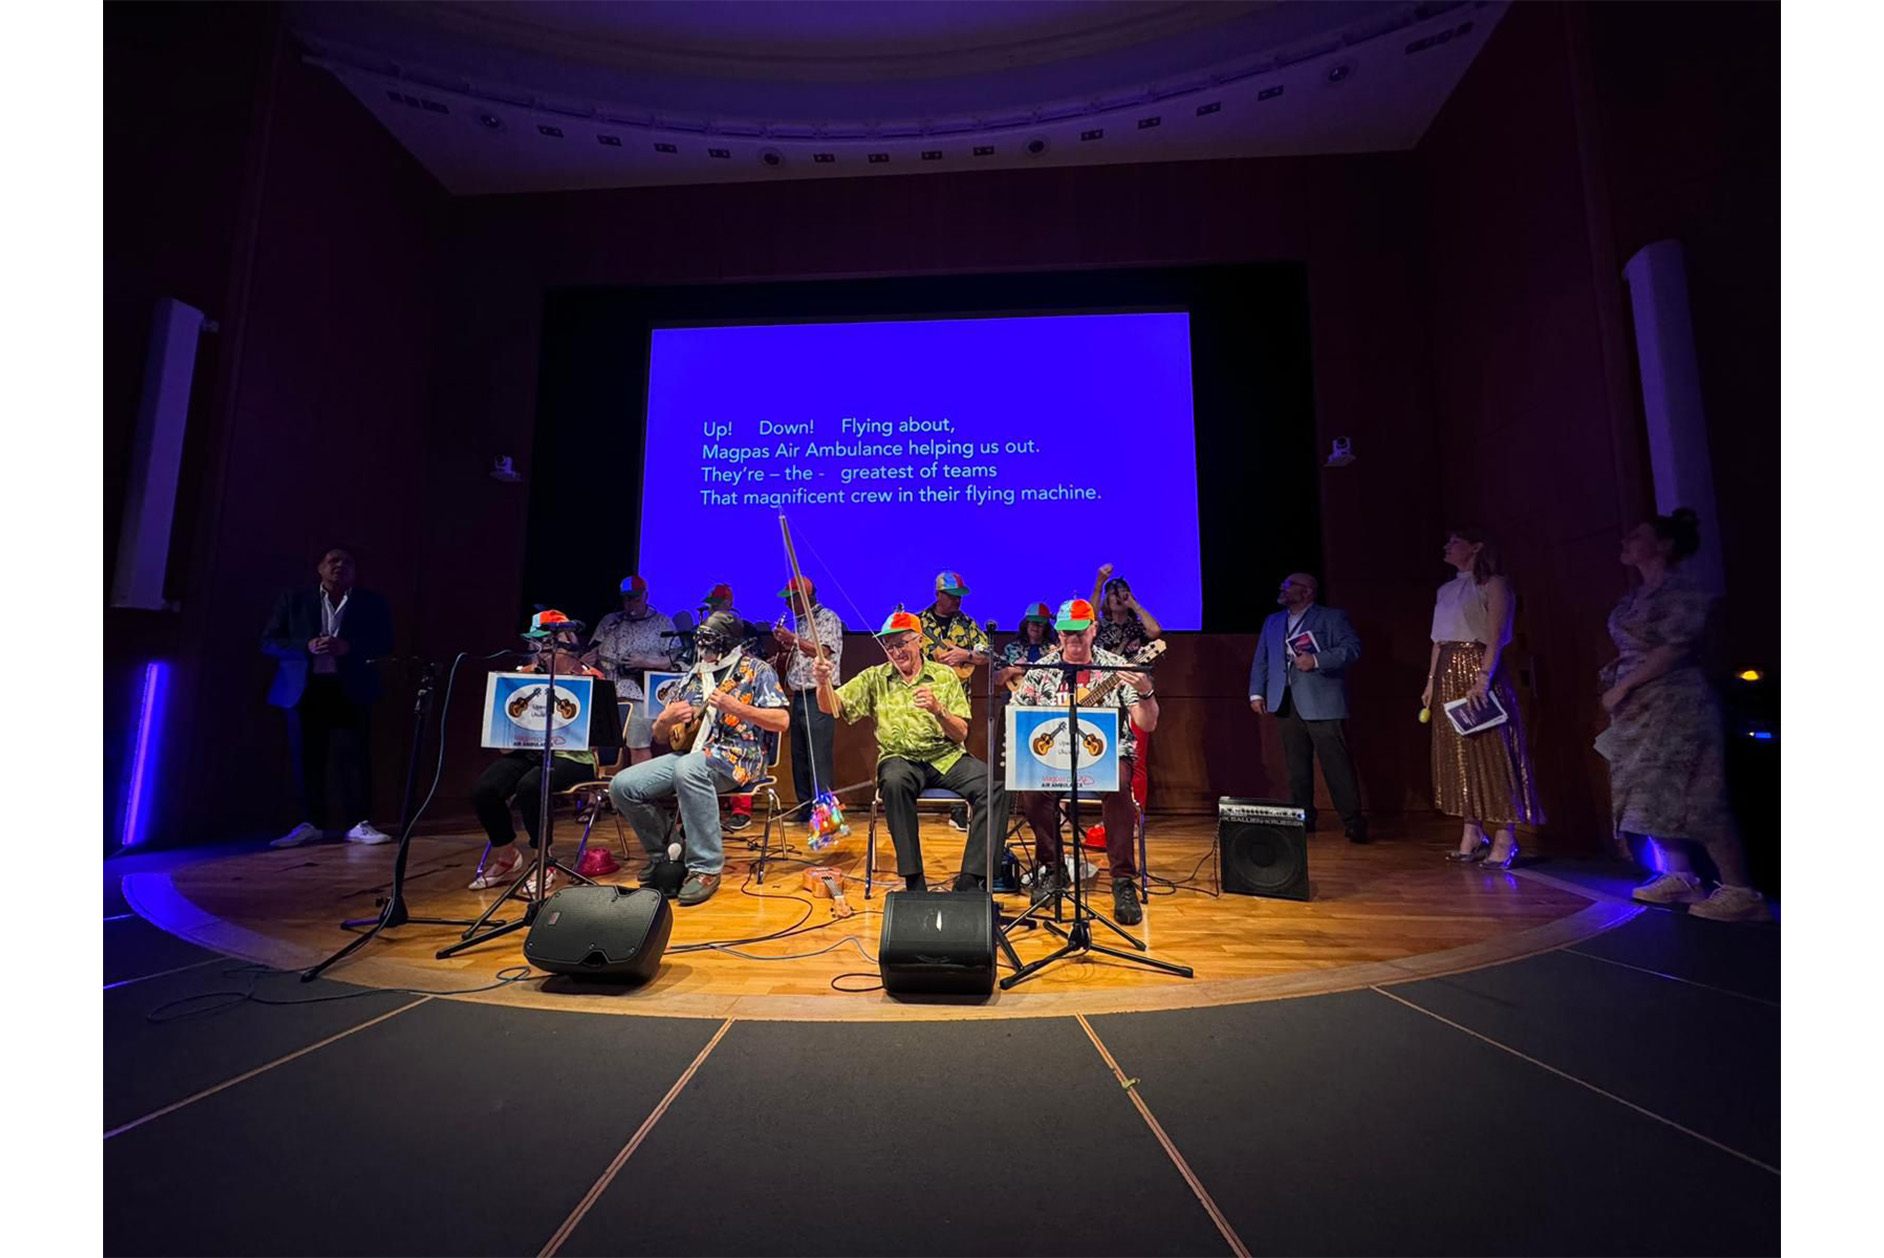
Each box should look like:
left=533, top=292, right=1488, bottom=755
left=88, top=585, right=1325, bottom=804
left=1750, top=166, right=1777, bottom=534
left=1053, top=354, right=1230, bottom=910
left=1424, top=528, right=1543, bottom=866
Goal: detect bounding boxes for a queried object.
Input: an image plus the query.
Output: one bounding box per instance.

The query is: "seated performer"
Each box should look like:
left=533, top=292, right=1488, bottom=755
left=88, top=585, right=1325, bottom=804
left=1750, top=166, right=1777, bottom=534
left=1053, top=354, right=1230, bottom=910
left=1011, top=597, right=1158, bottom=926
left=994, top=601, right=1058, bottom=689
left=919, top=571, right=990, bottom=831
left=607, top=611, right=789, bottom=906
left=697, top=582, right=759, bottom=831
left=468, top=611, right=606, bottom=893
left=813, top=608, right=1005, bottom=892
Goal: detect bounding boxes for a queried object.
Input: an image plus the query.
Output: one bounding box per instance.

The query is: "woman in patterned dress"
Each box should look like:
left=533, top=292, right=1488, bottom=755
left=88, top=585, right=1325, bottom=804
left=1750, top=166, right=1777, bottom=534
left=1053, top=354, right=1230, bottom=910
left=1601, top=510, right=1770, bottom=922
left=1426, top=528, right=1544, bottom=867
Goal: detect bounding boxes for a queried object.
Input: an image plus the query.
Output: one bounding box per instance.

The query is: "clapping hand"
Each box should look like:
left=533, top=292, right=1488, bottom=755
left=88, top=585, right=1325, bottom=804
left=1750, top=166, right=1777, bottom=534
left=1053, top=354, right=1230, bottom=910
left=913, top=685, right=942, bottom=715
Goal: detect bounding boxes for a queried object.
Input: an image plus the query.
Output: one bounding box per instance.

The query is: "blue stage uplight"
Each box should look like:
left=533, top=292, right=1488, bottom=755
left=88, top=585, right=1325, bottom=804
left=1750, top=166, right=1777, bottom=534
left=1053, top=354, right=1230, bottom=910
left=121, top=662, right=168, bottom=848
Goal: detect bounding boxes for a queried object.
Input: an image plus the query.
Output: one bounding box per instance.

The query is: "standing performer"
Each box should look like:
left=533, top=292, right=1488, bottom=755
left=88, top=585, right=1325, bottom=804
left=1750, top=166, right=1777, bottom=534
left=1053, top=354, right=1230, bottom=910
left=589, top=574, right=676, bottom=766
left=1091, top=564, right=1164, bottom=809
left=919, top=570, right=989, bottom=831
left=814, top=609, right=1004, bottom=892
left=1248, top=572, right=1368, bottom=842
left=994, top=602, right=1058, bottom=689
left=1011, top=598, right=1158, bottom=926
left=607, top=611, right=789, bottom=906
left=772, top=575, right=845, bottom=808
left=264, top=546, right=395, bottom=848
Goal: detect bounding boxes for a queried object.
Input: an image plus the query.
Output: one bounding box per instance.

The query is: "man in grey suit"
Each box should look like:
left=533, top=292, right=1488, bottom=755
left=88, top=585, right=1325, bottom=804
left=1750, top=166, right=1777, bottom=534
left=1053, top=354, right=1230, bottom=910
left=1248, top=573, right=1368, bottom=842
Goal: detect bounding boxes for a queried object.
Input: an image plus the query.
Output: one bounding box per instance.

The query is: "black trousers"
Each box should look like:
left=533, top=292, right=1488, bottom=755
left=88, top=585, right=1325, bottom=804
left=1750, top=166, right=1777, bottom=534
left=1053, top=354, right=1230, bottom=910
left=877, top=753, right=1004, bottom=882
left=788, top=690, right=838, bottom=804
left=287, top=676, right=372, bottom=830
left=1275, top=689, right=1364, bottom=831
left=471, top=752, right=593, bottom=849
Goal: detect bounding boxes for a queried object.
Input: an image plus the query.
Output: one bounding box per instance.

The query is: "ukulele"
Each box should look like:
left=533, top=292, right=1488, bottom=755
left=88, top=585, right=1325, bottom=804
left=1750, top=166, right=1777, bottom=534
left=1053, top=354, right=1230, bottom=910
left=668, top=657, right=745, bottom=753
left=1011, top=639, right=1166, bottom=701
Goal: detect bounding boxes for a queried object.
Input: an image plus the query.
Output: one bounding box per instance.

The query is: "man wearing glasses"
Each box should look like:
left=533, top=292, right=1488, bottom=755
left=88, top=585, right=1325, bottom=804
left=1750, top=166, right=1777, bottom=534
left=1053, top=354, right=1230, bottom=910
left=1248, top=572, right=1368, bottom=843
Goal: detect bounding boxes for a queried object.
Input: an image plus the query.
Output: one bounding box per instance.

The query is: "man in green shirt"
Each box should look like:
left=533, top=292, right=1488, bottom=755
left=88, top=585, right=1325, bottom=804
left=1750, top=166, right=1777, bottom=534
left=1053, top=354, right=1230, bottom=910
left=815, top=608, right=1005, bottom=892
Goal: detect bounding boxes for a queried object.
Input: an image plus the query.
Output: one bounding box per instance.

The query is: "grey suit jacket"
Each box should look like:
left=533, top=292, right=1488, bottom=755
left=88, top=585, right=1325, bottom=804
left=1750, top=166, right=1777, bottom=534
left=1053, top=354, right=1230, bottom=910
left=1248, top=604, right=1360, bottom=721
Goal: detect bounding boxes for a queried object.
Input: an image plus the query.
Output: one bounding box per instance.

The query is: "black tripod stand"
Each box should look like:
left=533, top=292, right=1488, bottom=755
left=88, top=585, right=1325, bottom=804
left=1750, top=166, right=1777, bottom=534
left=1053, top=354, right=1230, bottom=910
left=1000, top=655, right=1192, bottom=989
left=302, top=659, right=488, bottom=982
left=437, top=644, right=599, bottom=959
left=976, top=625, right=1035, bottom=973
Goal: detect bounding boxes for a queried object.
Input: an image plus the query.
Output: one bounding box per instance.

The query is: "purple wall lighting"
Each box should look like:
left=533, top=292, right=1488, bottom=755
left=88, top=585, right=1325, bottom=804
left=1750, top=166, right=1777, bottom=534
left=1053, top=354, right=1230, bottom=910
left=120, top=661, right=169, bottom=848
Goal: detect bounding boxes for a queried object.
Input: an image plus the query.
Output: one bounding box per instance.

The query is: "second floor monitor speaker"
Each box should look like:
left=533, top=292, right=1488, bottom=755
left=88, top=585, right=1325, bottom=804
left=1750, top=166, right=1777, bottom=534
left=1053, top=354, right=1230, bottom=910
left=1217, top=798, right=1310, bottom=901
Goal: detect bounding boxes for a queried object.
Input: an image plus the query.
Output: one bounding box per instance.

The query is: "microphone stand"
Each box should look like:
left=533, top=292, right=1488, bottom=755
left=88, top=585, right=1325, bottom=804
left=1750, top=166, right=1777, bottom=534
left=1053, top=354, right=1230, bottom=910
left=302, top=658, right=488, bottom=982
left=1000, top=654, right=1192, bottom=989
left=437, top=640, right=599, bottom=959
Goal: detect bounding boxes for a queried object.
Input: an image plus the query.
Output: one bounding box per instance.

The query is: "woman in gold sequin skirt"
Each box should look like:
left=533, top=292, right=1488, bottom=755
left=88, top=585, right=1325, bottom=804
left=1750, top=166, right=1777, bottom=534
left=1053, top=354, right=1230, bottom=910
left=1424, top=530, right=1544, bottom=866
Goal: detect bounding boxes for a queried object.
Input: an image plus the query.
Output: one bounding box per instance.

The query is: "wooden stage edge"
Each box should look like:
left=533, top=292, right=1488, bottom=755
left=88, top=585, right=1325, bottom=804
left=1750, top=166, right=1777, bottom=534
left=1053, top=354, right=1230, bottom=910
left=122, top=818, right=1641, bottom=1023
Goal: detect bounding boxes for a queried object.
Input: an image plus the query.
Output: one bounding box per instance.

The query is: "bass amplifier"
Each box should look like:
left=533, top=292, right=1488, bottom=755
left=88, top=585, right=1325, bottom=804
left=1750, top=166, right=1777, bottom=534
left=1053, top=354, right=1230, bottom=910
left=878, top=890, right=996, bottom=997
left=523, top=885, right=672, bottom=982
left=1217, top=797, right=1311, bottom=901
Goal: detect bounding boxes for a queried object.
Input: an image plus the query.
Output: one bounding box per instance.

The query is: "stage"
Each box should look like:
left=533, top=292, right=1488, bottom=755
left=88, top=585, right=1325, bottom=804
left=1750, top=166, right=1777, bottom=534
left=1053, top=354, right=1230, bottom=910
left=123, top=814, right=1628, bottom=1019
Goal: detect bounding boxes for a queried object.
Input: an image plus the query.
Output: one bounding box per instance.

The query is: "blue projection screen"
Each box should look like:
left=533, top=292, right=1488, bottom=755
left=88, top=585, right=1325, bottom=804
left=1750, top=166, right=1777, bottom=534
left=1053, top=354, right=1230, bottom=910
left=637, top=312, right=1203, bottom=631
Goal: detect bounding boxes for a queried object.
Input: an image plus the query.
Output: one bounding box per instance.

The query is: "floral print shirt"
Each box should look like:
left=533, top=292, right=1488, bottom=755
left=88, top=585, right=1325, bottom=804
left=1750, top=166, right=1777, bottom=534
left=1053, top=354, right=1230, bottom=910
left=832, top=659, right=971, bottom=772
left=1013, top=646, right=1145, bottom=761
left=674, top=650, right=789, bottom=786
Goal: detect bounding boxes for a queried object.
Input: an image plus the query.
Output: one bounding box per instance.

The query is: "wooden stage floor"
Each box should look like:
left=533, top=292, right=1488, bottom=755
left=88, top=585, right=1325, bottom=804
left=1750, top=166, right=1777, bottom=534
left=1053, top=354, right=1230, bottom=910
left=122, top=814, right=1627, bottom=1021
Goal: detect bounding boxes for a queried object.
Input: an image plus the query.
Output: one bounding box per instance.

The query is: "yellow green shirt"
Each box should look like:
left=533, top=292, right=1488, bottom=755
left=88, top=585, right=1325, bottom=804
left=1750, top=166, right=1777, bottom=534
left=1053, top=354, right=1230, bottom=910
left=833, top=659, right=970, bottom=772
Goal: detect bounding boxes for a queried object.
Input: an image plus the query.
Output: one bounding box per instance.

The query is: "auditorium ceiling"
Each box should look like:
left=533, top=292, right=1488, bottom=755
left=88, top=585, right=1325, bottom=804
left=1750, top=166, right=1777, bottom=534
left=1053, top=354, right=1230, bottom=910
left=289, top=0, right=1507, bottom=194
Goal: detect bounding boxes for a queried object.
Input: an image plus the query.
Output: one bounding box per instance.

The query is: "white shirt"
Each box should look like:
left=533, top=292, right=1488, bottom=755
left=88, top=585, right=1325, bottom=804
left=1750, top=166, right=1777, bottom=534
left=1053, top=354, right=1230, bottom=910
left=315, top=587, right=349, bottom=674
left=1430, top=571, right=1504, bottom=644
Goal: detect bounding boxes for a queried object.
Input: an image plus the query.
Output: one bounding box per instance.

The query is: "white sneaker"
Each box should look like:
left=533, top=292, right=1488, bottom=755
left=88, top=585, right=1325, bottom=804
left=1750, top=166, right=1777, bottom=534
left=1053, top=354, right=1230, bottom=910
left=345, top=821, right=393, bottom=846
left=1632, top=870, right=1706, bottom=905
left=270, top=822, right=323, bottom=849
left=1688, top=884, right=1772, bottom=923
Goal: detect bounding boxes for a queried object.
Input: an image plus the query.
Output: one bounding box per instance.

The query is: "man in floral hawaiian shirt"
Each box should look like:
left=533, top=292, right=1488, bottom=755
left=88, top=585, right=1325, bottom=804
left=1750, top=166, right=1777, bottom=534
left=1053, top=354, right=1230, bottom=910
left=589, top=574, right=677, bottom=765
left=815, top=609, right=1005, bottom=892
left=608, top=612, right=788, bottom=905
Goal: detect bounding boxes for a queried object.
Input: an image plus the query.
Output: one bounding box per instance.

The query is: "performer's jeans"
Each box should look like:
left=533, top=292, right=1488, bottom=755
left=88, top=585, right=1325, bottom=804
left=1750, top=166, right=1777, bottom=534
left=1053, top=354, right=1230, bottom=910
left=471, top=752, right=593, bottom=850
left=609, top=751, right=740, bottom=874
left=1275, top=689, right=1364, bottom=830
left=788, top=690, right=838, bottom=804
left=1019, top=757, right=1139, bottom=879
left=287, top=676, right=372, bottom=830
left=877, top=754, right=1003, bottom=882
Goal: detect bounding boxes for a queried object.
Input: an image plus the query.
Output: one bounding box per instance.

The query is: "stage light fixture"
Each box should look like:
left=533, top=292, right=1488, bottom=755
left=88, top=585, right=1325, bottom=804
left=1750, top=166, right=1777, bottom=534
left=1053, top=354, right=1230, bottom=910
left=973, top=145, right=995, bottom=156
left=598, top=134, right=622, bottom=147
left=868, top=153, right=890, bottom=163
left=708, top=147, right=731, bottom=159
left=1137, top=115, right=1161, bottom=129
left=922, top=150, right=942, bottom=160
left=1326, top=62, right=1354, bottom=84
left=1738, top=669, right=1763, bottom=682
left=1196, top=101, right=1222, bottom=116
left=1258, top=86, right=1285, bottom=101
left=120, top=661, right=168, bottom=848
left=1024, top=137, right=1049, bottom=156
left=1081, top=128, right=1104, bottom=141
left=813, top=152, right=836, bottom=163
left=538, top=124, right=564, bottom=138
left=654, top=142, right=678, bottom=153
left=477, top=112, right=504, bottom=130
left=760, top=148, right=783, bottom=166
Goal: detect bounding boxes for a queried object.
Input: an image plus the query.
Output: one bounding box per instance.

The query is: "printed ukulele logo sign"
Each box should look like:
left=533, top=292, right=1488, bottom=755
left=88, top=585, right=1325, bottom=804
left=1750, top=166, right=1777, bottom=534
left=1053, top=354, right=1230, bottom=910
left=503, top=683, right=584, bottom=733
left=1027, top=717, right=1111, bottom=772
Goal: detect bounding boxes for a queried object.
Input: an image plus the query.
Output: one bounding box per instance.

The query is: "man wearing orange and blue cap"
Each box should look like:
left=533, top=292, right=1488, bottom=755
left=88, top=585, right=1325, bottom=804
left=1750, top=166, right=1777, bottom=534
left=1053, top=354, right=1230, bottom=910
left=814, top=608, right=1005, bottom=892
left=1010, top=597, right=1159, bottom=926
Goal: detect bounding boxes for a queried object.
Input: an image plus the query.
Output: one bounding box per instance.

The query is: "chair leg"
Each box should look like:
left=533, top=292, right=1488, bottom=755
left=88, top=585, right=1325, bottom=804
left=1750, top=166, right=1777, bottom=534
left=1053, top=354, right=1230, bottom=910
left=474, top=840, right=491, bottom=878
left=865, top=793, right=880, bottom=899
left=1137, top=803, right=1149, bottom=901
left=755, top=789, right=777, bottom=884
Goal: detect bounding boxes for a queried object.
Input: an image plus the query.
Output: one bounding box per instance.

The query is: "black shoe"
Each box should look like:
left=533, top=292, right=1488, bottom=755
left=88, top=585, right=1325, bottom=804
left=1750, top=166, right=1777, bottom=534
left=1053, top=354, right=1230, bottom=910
left=1112, top=880, right=1144, bottom=927
left=1029, top=866, right=1061, bottom=908
left=635, top=857, right=660, bottom=886
left=948, top=806, right=968, bottom=832
left=902, top=872, right=927, bottom=893
left=953, top=873, right=985, bottom=893
left=1346, top=822, right=1370, bottom=844
left=724, top=812, right=751, bottom=832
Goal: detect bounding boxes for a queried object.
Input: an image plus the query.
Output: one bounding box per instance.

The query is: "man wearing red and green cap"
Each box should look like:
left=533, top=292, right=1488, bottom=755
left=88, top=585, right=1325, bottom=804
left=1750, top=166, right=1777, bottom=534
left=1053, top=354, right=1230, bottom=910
left=918, top=571, right=990, bottom=831
left=773, top=575, right=846, bottom=808
left=1010, top=597, right=1159, bottom=926
left=814, top=608, right=1005, bottom=892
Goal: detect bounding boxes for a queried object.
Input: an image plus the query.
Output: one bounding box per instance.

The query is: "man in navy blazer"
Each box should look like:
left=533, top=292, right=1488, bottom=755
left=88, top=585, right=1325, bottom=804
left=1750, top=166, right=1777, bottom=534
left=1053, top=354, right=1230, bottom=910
left=262, top=546, right=395, bottom=847
left=1248, top=572, right=1368, bottom=841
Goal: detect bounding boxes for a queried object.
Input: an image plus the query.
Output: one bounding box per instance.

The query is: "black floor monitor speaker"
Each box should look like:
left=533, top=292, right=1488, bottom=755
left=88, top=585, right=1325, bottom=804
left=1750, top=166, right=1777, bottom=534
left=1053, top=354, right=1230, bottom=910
left=1218, top=798, right=1311, bottom=901
left=523, top=885, right=673, bottom=982
left=878, top=890, right=996, bottom=996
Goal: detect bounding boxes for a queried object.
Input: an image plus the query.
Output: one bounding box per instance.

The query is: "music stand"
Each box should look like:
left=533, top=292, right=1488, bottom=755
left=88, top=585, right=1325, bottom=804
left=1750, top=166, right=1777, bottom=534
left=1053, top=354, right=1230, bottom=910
left=978, top=628, right=1034, bottom=973
left=1000, top=655, right=1192, bottom=988
left=437, top=638, right=599, bottom=959
left=301, top=659, right=491, bottom=982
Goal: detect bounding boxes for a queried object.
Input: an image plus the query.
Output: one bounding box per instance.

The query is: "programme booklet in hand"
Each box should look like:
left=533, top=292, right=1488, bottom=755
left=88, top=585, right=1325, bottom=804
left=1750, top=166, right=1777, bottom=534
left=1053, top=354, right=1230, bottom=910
left=1443, top=690, right=1509, bottom=737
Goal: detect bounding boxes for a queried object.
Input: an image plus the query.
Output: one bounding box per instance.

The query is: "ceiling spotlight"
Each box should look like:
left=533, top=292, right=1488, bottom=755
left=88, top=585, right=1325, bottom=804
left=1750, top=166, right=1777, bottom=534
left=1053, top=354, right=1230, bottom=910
left=1024, top=137, right=1049, bottom=157
left=1081, top=128, right=1104, bottom=141
left=1326, top=62, right=1355, bottom=84
left=973, top=145, right=995, bottom=156
left=477, top=112, right=504, bottom=131
left=921, top=150, right=942, bottom=161
left=760, top=148, right=783, bottom=167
